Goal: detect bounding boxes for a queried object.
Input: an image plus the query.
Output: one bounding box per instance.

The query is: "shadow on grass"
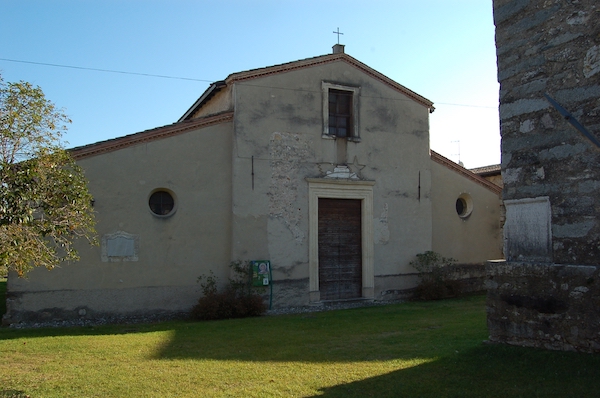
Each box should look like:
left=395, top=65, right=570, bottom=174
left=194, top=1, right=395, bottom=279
left=310, top=344, right=600, bottom=398
left=1, top=295, right=599, bottom=396
left=0, top=298, right=485, bottom=365
left=0, top=389, right=29, bottom=398
left=152, top=300, right=489, bottom=363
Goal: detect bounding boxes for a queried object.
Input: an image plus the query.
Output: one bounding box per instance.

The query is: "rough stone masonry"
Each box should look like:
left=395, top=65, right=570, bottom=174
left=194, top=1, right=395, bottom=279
left=488, top=0, right=600, bottom=352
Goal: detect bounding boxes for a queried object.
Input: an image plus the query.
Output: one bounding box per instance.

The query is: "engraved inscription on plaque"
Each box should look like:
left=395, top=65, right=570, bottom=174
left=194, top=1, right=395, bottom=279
left=504, top=197, right=552, bottom=262
left=101, top=231, right=139, bottom=262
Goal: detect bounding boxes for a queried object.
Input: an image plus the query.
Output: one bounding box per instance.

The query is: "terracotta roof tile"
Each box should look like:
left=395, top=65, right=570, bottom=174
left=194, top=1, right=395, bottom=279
left=71, top=112, right=233, bottom=160
left=469, top=164, right=501, bottom=176
left=181, top=51, right=434, bottom=120
left=430, top=151, right=502, bottom=195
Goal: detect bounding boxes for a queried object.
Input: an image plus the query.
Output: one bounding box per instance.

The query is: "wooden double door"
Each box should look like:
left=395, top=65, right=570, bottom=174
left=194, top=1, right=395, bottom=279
left=318, top=198, right=362, bottom=300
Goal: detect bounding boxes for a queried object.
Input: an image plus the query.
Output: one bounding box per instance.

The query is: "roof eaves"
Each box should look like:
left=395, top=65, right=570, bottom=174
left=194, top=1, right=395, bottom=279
left=469, top=164, right=502, bottom=176
left=430, top=150, right=502, bottom=195
left=178, top=52, right=434, bottom=124
left=225, top=52, right=434, bottom=109
left=178, top=80, right=227, bottom=122
left=71, top=111, right=234, bottom=160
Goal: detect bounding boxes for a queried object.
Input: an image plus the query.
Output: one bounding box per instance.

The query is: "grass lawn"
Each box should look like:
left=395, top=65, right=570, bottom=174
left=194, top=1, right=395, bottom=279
left=1, top=294, right=599, bottom=397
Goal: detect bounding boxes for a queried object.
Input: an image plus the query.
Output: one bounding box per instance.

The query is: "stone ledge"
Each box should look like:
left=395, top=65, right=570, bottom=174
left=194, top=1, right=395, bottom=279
left=486, top=261, right=600, bottom=353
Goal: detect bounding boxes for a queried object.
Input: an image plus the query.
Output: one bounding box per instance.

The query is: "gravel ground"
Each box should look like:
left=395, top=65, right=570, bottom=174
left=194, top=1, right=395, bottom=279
left=8, top=299, right=405, bottom=329
left=265, top=299, right=405, bottom=316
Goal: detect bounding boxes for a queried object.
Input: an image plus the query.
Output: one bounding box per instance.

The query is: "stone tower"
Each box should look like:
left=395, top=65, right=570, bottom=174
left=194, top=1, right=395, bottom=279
left=488, top=0, right=600, bottom=352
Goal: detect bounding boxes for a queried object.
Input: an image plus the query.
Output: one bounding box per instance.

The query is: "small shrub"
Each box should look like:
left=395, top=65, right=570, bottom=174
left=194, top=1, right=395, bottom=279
left=197, top=270, right=218, bottom=296
left=410, top=251, right=459, bottom=300
left=191, top=261, right=267, bottom=321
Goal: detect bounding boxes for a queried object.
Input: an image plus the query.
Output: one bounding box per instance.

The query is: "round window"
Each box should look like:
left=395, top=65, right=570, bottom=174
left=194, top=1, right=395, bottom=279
left=456, top=193, right=473, bottom=218
left=149, top=190, right=175, bottom=216
left=456, top=198, right=466, bottom=215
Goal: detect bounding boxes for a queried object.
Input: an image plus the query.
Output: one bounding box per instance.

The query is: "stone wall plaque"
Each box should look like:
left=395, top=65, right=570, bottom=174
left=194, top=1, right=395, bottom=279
left=101, top=231, right=139, bottom=262
left=504, top=197, right=552, bottom=262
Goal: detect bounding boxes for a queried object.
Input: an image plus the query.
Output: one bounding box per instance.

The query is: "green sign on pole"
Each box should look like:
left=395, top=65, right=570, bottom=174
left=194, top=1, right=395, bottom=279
left=251, top=260, right=270, bottom=286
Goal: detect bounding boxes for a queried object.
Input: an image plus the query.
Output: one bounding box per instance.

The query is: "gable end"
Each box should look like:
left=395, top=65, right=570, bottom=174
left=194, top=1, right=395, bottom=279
left=181, top=52, right=434, bottom=121
left=430, top=150, right=502, bottom=195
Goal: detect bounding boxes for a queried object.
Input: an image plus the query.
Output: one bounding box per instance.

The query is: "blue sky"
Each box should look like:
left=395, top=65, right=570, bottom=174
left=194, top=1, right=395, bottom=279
left=1, top=0, right=500, bottom=168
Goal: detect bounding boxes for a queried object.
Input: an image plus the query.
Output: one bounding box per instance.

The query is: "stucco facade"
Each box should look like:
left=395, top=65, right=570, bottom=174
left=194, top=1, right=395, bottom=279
left=4, top=47, right=503, bottom=323
left=431, top=153, right=503, bottom=263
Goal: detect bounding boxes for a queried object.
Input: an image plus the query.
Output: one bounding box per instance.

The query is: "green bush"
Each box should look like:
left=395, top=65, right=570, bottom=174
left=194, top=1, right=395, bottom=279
left=410, top=251, right=459, bottom=300
left=191, top=262, right=267, bottom=321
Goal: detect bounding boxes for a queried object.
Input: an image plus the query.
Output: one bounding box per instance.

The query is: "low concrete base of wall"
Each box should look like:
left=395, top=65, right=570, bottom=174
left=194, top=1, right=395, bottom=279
left=269, top=278, right=310, bottom=308
left=376, top=263, right=488, bottom=300
left=486, top=260, right=600, bottom=353
left=2, top=284, right=203, bottom=326
left=4, top=265, right=492, bottom=326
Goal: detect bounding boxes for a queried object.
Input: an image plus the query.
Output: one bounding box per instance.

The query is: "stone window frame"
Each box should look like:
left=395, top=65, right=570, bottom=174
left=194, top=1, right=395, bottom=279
left=307, top=178, right=375, bottom=303
left=322, top=82, right=360, bottom=142
left=148, top=189, right=177, bottom=218
left=456, top=193, right=474, bottom=219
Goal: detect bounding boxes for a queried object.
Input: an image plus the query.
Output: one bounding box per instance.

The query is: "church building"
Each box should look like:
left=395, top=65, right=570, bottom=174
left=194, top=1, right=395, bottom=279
left=4, top=45, right=502, bottom=323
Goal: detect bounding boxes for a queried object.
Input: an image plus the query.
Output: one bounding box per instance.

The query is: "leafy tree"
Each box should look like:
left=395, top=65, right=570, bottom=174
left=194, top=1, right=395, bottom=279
left=0, top=76, right=96, bottom=277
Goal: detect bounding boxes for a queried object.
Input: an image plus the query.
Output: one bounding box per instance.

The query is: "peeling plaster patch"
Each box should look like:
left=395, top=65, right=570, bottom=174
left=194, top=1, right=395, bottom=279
left=269, top=132, right=312, bottom=242
left=385, top=190, right=411, bottom=199
left=374, top=203, right=390, bottom=244
left=272, top=261, right=305, bottom=278
left=267, top=217, right=307, bottom=268
left=584, top=46, right=600, bottom=79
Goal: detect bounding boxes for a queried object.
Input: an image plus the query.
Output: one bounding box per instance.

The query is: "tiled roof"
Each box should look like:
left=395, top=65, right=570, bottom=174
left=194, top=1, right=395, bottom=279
left=70, top=112, right=233, bottom=160
left=469, top=164, right=501, bottom=176
left=180, top=51, right=434, bottom=121
left=227, top=53, right=433, bottom=108
left=430, top=151, right=502, bottom=195
left=72, top=51, right=434, bottom=161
